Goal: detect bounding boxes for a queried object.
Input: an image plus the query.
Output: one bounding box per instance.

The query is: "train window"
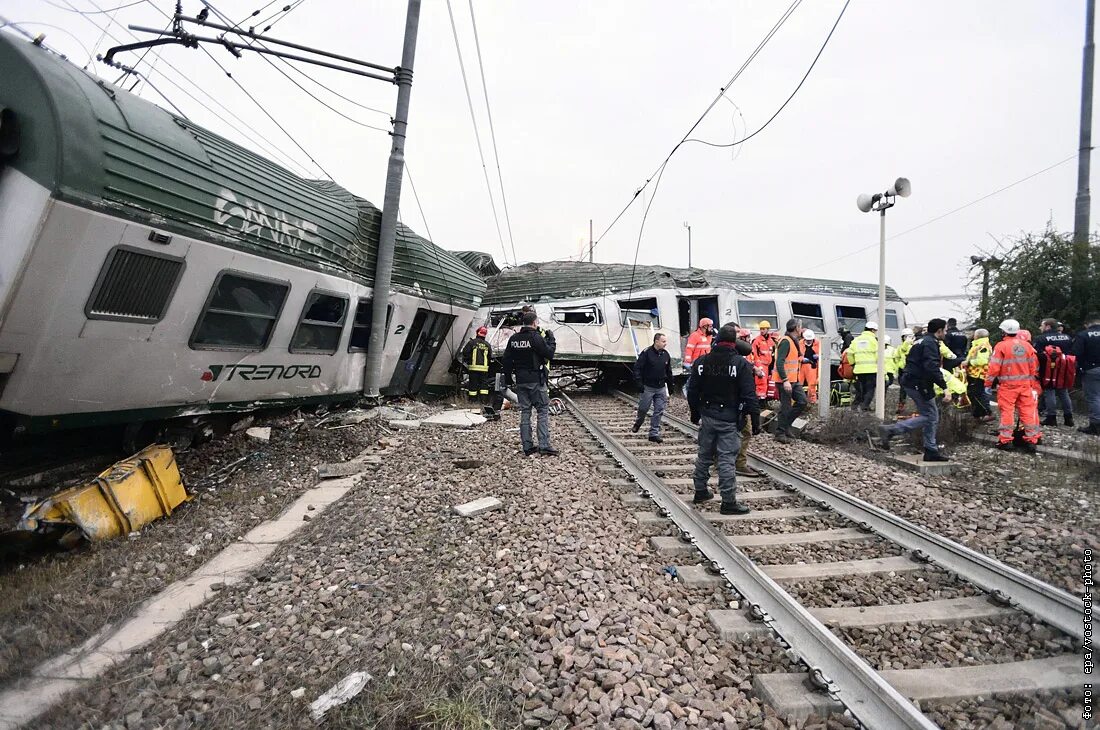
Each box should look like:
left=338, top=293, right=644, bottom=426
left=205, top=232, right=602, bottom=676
left=290, top=291, right=348, bottom=354
left=835, top=305, right=868, bottom=333
left=791, top=302, right=825, bottom=333
left=489, top=309, right=525, bottom=327
left=190, top=271, right=289, bottom=351
left=885, top=309, right=900, bottom=329
left=618, top=297, right=660, bottom=327
left=349, top=298, right=393, bottom=351
left=85, top=246, right=185, bottom=323
left=736, top=299, right=777, bottom=323
left=552, top=305, right=602, bottom=325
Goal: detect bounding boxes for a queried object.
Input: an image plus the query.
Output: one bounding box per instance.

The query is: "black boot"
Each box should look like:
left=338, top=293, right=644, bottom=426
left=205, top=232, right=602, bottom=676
left=1018, top=442, right=1038, bottom=454
left=876, top=425, right=893, bottom=451
left=923, top=448, right=949, bottom=462
left=995, top=441, right=1014, bottom=451
left=1065, top=414, right=1075, bottom=427
left=693, top=489, right=714, bottom=503
left=720, top=501, right=751, bottom=515
left=1041, top=415, right=1057, bottom=427
left=1079, top=423, right=1100, bottom=435
left=632, top=415, right=644, bottom=433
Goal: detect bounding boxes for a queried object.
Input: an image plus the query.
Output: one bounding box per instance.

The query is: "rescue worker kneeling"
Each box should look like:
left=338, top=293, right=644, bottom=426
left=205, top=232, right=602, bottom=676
left=687, top=324, right=761, bottom=515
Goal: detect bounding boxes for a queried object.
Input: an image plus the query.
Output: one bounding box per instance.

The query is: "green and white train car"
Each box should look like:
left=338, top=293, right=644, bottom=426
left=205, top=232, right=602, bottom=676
left=0, top=33, right=483, bottom=437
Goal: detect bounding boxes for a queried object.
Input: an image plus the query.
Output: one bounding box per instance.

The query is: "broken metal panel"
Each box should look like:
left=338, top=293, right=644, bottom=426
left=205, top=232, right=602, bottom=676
left=18, top=445, right=189, bottom=540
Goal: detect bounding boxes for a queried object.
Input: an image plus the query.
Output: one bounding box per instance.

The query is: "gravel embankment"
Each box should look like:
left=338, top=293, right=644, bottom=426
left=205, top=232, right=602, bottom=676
left=40, top=408, right=839, bottom=729
left=662, top=392, right=1096, bottom=596
left=784, top=569, right=982, bottom=608
left=923, top=690, right=1087, bottom=729
left=741, top=537, right=907, bottom=565
left=0, top=408, right=386, bottom=689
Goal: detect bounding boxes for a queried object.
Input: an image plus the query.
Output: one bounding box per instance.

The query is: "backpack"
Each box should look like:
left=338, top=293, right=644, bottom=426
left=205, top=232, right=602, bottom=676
left=1043, top=346, right=1078, bottom=389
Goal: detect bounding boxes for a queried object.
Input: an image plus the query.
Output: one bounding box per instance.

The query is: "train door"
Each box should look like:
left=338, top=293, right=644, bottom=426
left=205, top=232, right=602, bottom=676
left=387, top=308, right=456, bottom=395
left=677, top=295, right=719, bottom=338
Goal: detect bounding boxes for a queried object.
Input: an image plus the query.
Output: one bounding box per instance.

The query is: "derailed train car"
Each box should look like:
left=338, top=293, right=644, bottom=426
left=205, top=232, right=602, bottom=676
left=0, top=33, right=483, bottom=439
left=473, top=260, right=905, bottom=384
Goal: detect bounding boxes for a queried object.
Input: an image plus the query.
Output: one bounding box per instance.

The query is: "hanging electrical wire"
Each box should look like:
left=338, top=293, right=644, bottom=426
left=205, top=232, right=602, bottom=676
left=467, top=0, right=518, bottom=265
left=445, top=0, right=509, bottom=265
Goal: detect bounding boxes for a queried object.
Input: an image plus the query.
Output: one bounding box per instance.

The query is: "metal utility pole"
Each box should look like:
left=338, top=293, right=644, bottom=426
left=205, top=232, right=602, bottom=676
left=1073, top=0, right=1096, bottom=311
left=589, top=218, right=594, bottom=263
left=683, top=221, right=692, bottom=268
left=364, top=0, right=422, bottom=397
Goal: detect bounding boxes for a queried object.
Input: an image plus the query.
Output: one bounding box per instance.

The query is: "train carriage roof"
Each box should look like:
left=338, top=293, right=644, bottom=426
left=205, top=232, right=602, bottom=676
left=480, top=260, right=903, bottom=306
left=0, top=33, right=484, bottom=308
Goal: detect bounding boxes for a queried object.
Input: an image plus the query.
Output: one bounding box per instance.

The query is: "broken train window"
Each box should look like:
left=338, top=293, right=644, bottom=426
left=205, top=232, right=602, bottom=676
left=291, top=290, right=349, bottom=354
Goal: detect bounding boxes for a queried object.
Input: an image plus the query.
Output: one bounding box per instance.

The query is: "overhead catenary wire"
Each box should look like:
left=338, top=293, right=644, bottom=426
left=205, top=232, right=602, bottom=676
left=587, top=0, right=804, bottom=258
left=797, top=153, right=1081, bottom=275
left=41, top=0, right=146, bottom=15
left=467, top=0, right=518, bottom=266
left=51, top=0, right=321, bottom=176
left=445, top=0, right=510, bottom=266
left=0, top=20, right=95, bottom=60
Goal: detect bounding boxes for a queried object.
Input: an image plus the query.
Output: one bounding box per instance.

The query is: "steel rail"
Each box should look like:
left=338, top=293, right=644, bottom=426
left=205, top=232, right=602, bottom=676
left=564, top=393, right=939, bottom=730
left=610, top=391, right=1082, bottom=637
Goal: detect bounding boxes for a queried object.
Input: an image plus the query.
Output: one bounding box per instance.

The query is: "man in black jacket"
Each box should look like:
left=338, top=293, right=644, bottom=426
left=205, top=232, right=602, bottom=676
left=944, top=318, right=969, bottom=361
left=502, top=312, right=558, bottom=455
left=633, top=333, right=675, bottom=443
left=1034, top=317, right=1075, bottom=426
left=877, top=318, right=951, bottom=462
left=687, top=324, right=760, bottom=515
left=1072, top=314, right=1100, bottom=435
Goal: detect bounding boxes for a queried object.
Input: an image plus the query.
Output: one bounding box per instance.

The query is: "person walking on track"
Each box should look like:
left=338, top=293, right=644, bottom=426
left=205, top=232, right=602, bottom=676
left=877, top=318, right=951, bottom=462
left=502, top=311, right=558, bottom=456
left=633, top=333, right=675, bottom=443
left=687, top=324, right=760, bottom=515
left=985, top=318, right=1041, bottom=453
left=460, top=326, right=492, bottom=406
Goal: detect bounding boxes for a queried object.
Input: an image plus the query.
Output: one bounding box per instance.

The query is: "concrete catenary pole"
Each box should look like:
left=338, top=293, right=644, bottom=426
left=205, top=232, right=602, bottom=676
left=818, top=335, right=831, bottom=419
left=1073, top=0, right=1096, bottom=301
left=364, top=0, right=422, bottom=397
left=874, top=208, right=887, bottom=421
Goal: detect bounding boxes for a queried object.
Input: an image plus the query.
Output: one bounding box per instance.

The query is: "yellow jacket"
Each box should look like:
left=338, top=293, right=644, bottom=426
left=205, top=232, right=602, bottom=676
left=884, top=344, right=898, bottom=376
left=965, top=337, right=992, bottom=379
left=933, top=368, right=967, bottom=398
left=849, top=331, right=879, bottom=374
left=894, top=339, right=913, bottom=372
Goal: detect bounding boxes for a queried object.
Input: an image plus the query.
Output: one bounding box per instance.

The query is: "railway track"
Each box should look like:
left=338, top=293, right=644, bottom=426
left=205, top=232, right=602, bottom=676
left=563, top=392, right=1087, bottom=729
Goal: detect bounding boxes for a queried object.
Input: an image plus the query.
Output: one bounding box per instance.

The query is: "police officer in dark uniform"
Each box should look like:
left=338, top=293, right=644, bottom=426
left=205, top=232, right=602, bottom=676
left=686, top=324, right=760, bottom=515
left=1034, top=317, right=1076, bottom=426
left=1072, top=313, right=1100, bottom=435
left=944, top=318, right=969, bottom=361
left=502, top=311, right=558, bottom=455
left=460, top=326, right=492, bottom=407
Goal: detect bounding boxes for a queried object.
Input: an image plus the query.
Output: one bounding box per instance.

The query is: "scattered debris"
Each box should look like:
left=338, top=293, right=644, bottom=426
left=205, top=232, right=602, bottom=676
left=388, top=420, right=421, bottom=430
left=245, top=427, right=271, bottom=442
left=15, top=445, right=190, bottom=543
left=290, top=687, right=306, bottom=699
left=315, top=462, right=362, bottom=479
left=309, top=670, right=372, bottom=720
left=230, top=415, right=255, bottom=432
left=184, top=544, right=199, bottom=557
left=452, top=496, right=503, bottom=517
left=452, top=459, right=484, bottom=470
left=422, top=411, right=487, bottom=428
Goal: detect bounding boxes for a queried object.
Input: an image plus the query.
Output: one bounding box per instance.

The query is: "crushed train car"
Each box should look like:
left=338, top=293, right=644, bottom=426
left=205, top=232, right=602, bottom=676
left=0, top=33, right=484, bottom=441
left=470, top=259, right=905, bottom=385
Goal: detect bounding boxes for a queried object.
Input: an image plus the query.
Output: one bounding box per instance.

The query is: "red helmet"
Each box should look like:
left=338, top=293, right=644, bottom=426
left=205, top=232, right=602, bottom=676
left=476, top=326, right=488, bottom=337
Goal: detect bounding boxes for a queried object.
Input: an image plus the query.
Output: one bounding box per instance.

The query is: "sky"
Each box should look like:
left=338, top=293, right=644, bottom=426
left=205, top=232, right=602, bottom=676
left=2, top=0, right=1093, bottom=325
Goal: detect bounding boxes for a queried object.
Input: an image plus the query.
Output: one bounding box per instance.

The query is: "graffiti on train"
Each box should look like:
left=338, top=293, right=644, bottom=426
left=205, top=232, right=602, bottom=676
left=200, top=364, right=323, bottom=382
left=213, top=188, right=323, bottom=254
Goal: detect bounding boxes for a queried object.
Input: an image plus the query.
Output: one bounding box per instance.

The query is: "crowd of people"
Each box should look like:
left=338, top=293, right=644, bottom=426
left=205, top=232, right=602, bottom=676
left=457, top=308, right=1100, bottom=515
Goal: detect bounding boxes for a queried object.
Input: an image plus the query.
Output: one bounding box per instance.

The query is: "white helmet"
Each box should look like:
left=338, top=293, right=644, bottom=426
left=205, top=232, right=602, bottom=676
left=865, top=321, right=879, bottom=331
left=901, top=327, right=913, bottom=339
left=803, top=329, right=816, bottom=341
left=1000, top=318, right=1020, bottom=335
left=884, top=334, right=892, bottom=344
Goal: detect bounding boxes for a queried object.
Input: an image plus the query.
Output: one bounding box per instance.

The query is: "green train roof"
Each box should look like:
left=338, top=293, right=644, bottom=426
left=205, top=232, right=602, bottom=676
left=0, top=33, right=484, bottom=308
left=480, top=259, right=903, bottom=306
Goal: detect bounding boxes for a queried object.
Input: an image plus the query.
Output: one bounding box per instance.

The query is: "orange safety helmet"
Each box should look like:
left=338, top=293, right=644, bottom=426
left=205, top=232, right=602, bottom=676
left=1018, top=329, right=1032, bottom=342
left=476, top=326, right=488, bottom=337
left=699, top=317, right=714, bottom=329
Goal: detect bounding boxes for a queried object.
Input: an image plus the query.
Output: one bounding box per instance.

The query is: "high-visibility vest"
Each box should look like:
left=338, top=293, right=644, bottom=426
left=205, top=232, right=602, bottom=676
left=752, top=333, right=777, bottom=367
left=934, top=368, right=968, bottom=397
left=849, top=331, right=879, bottom=374
left=772, top=334, right=803, bottom=383
left=683, top=329, right=712, bottom=366
left=466, top=339, right=491, bottom=372
left=966, top=337, right=991, bottom=378
left=894, top=339, right=913, bottom=373
left=884, top=344, right=898, bottom=376
left=984, top=336, right=1038, bottom=388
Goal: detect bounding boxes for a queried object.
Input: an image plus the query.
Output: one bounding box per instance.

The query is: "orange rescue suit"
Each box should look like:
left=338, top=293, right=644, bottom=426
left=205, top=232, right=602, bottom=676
left=800, top=338, right=821, bottom=403
left=752, top=332, right=777, bottom=398
left=984, top=334, right=1040, bottom=445
left=683, top=328, right=712, bottom=367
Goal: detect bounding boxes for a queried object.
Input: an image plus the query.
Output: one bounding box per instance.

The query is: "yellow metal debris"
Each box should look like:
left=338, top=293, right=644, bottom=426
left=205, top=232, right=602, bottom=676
left=18, top=445, right=190, bottom=541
